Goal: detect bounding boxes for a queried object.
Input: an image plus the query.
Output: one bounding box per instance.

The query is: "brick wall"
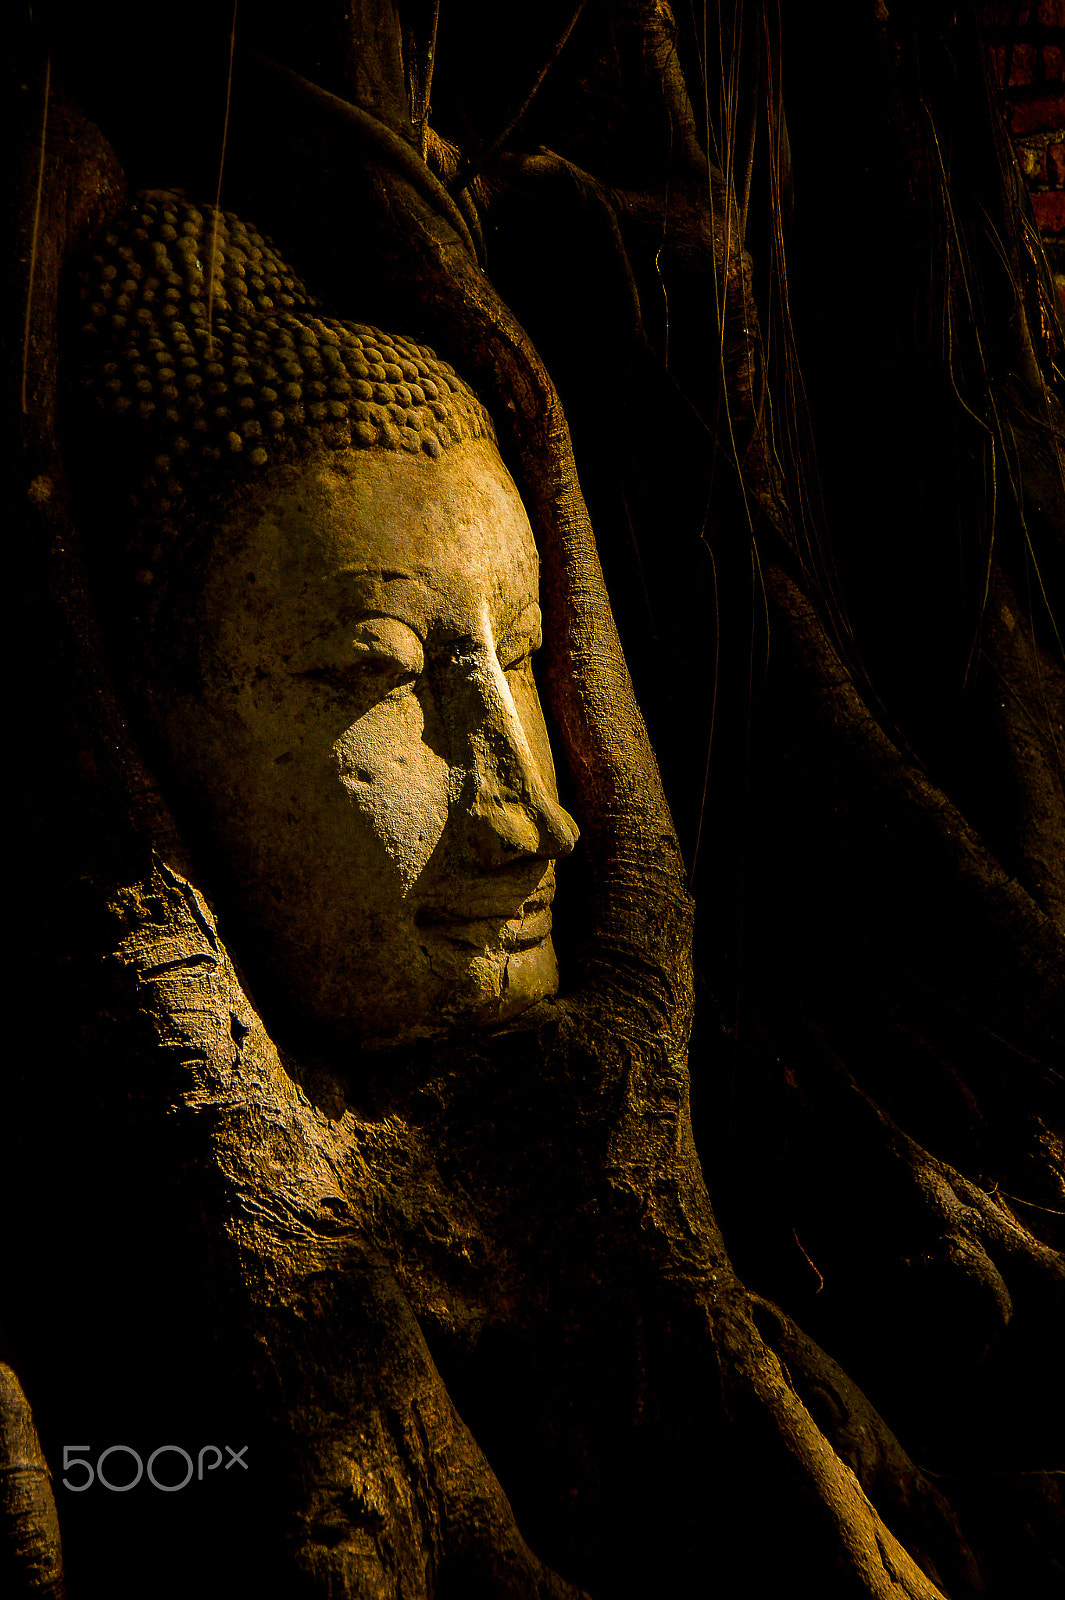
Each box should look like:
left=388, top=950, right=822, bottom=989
left=983, top=1, right=1065, bottom=298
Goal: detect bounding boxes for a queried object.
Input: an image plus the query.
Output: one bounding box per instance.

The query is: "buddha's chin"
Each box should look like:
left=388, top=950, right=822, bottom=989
left=449, top=934, right=561, bottom=1030
left=350, top=933, right=561, bottom=1052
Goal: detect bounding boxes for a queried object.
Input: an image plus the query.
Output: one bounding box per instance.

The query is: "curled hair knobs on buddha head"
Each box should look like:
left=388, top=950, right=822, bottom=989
left=71, top=189, right=495, bottom=535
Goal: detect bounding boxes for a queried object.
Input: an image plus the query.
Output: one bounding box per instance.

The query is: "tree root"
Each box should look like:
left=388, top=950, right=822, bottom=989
left=0, top=1365, right=64, bottom=1599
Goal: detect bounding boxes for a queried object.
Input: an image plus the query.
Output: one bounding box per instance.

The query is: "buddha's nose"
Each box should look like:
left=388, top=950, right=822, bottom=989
left=453, top=651, right=579, bottom=871
left=467, top=768, right=579, bottom=870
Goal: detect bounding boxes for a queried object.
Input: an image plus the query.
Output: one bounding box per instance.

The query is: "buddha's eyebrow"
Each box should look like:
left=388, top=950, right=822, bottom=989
left=322, top=570, right=438, bottom=631
left=338, top=567, right=434, bottom=582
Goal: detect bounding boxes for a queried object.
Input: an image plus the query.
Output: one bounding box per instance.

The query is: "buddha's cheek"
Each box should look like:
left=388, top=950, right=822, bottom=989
left=331, top=693, right=450, bottom=894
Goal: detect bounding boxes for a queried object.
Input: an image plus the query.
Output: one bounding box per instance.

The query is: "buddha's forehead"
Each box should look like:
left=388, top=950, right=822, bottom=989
left=249, top=436, right=538, bottom=597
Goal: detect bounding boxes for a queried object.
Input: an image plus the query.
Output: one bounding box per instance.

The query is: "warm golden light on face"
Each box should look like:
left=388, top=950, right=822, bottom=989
left=150, top=436, right=578, bottom=1048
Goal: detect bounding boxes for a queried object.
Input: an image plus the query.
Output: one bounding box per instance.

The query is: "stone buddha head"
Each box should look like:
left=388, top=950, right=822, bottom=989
left=72, top=192, right=578, bottom=1049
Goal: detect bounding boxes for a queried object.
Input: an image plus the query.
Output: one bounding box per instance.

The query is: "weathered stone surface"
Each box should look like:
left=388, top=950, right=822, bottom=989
left=138, top=435, right=578, bottom=1048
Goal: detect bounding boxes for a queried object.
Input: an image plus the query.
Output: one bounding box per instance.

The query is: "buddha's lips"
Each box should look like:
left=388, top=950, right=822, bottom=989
left=415, top=887, right=554, bottom=949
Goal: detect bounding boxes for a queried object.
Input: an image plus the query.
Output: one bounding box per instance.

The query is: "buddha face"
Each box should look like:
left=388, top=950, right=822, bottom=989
left=147, top=435, right=578, bottom=1048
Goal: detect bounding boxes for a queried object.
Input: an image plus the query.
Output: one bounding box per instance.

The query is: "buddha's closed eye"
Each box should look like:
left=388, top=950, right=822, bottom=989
left=299, top=615, right=425, bottom=701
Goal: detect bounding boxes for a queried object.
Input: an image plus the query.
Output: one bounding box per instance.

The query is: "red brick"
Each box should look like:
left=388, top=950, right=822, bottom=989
left=1050, top=141, right=1065, bottom=183
left=1034, top=188, right=1065, bottom=229
left=983, top=4, right=1033, bottom=25
left=1010, top=91, right=1065, bottom=133
left=1009, top=42, right=1038, bottom=84
left=1043, top=45, right=1065, bottom=81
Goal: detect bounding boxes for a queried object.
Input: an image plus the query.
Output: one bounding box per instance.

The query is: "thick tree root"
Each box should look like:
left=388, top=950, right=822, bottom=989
left=0, top=1365, right=64, bottom=1599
